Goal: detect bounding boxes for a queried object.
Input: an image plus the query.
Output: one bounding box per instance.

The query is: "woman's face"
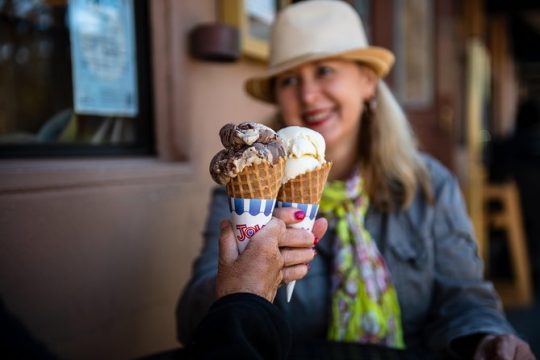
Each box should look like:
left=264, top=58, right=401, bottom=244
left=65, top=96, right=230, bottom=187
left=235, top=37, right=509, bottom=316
left=274, top=59, right=376, bottom=152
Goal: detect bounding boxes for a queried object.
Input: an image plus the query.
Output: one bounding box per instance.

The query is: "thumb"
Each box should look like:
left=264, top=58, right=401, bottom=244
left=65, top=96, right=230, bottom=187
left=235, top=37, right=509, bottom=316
left=218, top=220, right=238, bottom=264
left=473, top=335, right=496, bottom=360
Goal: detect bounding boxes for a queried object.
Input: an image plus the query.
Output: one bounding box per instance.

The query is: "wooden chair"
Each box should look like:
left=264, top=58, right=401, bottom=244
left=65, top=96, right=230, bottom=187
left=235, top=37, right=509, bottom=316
left=484, top=180, right=533, bottom=307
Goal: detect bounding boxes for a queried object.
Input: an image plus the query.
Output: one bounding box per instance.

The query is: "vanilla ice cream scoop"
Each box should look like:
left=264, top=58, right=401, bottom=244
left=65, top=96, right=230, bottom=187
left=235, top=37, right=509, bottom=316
left=277, top=126, right=326, bottom=182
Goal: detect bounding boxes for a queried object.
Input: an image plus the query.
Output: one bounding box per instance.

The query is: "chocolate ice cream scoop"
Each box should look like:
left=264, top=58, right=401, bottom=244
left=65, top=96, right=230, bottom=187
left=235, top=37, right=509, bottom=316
left=219, top=122, right=280, bottom=148
left=210, top=122, right=286, bottom=185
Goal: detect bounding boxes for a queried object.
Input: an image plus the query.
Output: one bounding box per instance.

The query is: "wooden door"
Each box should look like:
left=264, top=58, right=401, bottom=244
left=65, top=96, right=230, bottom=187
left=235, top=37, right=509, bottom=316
left=371, top=0, right=463, bottom=172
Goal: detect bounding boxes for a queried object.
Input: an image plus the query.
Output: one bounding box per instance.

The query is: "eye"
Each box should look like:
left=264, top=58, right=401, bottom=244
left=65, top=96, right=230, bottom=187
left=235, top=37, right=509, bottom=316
left=277, top=74, right=298, bottom=88
left=316, top=65, right=334, bottom=77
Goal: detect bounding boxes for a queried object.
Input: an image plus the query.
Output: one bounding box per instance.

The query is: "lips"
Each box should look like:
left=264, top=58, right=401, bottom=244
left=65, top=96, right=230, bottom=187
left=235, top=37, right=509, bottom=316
left=302, top=108, right=335, bottom=127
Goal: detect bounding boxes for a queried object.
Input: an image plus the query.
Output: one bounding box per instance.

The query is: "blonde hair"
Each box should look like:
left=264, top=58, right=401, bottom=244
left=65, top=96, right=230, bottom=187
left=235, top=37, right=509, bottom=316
left=360, top=82, right=433, bottom=211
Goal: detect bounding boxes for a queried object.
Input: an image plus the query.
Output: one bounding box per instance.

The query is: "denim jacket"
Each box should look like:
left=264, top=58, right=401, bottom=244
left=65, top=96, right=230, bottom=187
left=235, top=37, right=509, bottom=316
left=176, top=154, right=514, bottom=354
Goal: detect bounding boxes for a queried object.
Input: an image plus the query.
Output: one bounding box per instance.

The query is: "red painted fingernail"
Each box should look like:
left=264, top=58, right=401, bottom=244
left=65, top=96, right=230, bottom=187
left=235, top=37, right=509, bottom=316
left=294, top=211, right=305, bottom=220
left=313, top=236, right=319, bottom=245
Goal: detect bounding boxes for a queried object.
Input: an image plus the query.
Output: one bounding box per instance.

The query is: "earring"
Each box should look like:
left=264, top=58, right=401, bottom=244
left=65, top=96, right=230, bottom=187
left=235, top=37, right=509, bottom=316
left=365, top=97, right=377, bottom=113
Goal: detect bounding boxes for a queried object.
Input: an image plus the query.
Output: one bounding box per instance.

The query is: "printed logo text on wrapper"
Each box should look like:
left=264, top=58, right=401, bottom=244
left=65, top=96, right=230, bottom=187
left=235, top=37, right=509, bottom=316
left=229, top=198, right=276, bottom=253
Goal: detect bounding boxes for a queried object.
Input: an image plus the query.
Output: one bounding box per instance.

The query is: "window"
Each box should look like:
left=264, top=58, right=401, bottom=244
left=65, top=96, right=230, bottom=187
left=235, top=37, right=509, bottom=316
left=0, top=0, right=153, bottom=157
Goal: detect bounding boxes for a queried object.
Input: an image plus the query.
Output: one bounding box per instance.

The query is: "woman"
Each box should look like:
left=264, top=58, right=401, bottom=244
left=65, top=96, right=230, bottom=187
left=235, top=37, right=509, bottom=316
left=179, top=1, right=533, bottom=358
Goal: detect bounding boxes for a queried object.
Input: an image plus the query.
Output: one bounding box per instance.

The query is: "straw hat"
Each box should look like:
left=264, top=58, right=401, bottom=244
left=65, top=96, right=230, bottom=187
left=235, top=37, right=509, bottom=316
left=245, top=0, right=395, bottom=103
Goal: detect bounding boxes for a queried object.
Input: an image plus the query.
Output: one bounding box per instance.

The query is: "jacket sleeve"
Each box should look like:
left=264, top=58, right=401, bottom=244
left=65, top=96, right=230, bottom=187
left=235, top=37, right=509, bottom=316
left=176, top=187, right=230, bottom=344
left=424, top=172, right=515, bottom=352
left=186, top=293, right=291, bottom=360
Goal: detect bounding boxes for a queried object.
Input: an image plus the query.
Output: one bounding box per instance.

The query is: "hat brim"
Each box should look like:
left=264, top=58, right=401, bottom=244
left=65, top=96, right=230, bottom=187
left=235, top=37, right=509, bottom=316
left=245, top=47, right=395, bottom=104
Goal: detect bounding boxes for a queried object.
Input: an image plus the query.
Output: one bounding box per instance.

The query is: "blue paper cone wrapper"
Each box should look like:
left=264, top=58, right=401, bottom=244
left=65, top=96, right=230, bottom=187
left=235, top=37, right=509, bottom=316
left=276, top=201, right=320, bottom=302
left=229, top=197, right=276, bottom=253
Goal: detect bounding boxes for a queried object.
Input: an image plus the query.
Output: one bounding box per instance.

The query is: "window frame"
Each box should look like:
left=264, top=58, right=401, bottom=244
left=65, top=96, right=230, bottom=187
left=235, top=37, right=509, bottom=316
left=0, top=0, right=154, bottom=158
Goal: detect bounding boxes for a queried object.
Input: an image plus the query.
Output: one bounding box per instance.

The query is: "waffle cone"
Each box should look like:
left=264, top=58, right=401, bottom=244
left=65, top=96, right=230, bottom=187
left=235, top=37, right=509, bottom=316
left=226, top=157, right=286, bottom=199
left=277, top=162, right=332, bottom=204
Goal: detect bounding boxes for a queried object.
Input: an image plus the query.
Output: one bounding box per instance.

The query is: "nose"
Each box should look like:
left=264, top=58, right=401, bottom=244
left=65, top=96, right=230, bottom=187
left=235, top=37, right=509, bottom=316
left=299, top=78, right=320, bottom=105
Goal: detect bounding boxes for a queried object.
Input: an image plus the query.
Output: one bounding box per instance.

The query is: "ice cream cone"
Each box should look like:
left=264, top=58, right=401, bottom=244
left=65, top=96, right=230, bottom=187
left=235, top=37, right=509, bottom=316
left=277, top=162, right=332, bottom=302
left=227, top=157, right=286, bottom=253
left=226, top=157, right=286, bottom=199
left=277, top=162, right=332, bottom=204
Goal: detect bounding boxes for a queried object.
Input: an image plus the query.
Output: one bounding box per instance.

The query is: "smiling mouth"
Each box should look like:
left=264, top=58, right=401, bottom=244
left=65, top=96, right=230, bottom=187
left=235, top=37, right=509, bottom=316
left=302, top=109, right=334, bottom=126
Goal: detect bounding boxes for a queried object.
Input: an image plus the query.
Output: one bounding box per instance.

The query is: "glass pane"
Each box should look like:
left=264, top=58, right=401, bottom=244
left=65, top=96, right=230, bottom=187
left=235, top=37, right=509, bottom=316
left=393, top=0, right=434, bottom=108
left=352, top=0, right=371, bottom=41
left=0, top=0, right=150, bottom=153
left=247, top=0, right=275, bottom=41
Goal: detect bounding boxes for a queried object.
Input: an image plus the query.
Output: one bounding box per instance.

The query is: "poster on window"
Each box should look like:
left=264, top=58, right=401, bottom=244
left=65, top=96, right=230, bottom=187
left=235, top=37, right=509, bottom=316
left=69, top=0, right=138, bottom=116
left=246, top=0, right=276, bottom=41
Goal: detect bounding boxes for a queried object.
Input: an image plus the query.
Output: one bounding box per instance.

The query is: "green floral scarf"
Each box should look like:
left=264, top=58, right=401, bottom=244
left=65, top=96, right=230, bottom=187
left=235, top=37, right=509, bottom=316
left=320, top=170, right=405, bottom=348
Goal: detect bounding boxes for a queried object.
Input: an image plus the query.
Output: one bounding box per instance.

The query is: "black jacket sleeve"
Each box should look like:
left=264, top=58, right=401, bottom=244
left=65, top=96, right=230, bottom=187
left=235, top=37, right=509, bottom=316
left=186, top=293, right=291, bottom=360
left=0, top=298, right=56, bottom=359
left=177, top=187, right=229, bottom=343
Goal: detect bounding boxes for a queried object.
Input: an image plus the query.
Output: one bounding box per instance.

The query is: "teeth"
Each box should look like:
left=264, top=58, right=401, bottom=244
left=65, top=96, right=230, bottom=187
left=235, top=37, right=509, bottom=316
left=304, top=111, right=329, bottom=122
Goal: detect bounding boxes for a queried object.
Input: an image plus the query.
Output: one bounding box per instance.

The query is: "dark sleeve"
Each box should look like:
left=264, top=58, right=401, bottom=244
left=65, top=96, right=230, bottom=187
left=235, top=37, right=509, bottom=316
left=424, top=170, right=515, bottom=352
left=176, top=187, right=231, bottom=344
left=0, top=298, right=56, bottom=359
left=186, top=293, right=291, bottom=360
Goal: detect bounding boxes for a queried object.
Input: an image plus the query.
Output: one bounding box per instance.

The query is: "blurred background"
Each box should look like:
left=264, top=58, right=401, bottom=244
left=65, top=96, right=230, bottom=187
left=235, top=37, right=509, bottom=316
left=0, top=0, right=539, bottom=358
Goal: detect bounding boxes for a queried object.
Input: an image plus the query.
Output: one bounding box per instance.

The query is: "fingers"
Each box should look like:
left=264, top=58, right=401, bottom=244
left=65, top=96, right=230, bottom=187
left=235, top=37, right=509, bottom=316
left=312, top=217, right=328, bottom=244
left=476, top=334, right=527, bottom=360
left=514, top=338, right=534, bottom=360
left=216, top=217, right=285, bottom=303
left=225, top=212, right=327, bottom=299
left=218, top=220, right=238, bottom=264
left=281, top=247, right=316, bottom=267
left=273, top=207, right=307, bottom=226
left=276, top=216, right=328, bottom=249
left=244, top=218, right=285, bottom=270
left=474, top=334, right=497, bottom=360
left=250, top=217, right=286, bottom=248
left=282, top=264, right=309, bottom=283
left=492, top=334, right=516, bottom=360
left=278, top=227, right=314, bottom=248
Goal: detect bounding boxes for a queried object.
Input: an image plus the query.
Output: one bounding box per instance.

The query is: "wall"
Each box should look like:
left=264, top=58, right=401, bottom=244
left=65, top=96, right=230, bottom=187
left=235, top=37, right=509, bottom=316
left=0, top=0, right=274, bottom=358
